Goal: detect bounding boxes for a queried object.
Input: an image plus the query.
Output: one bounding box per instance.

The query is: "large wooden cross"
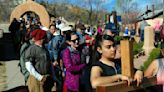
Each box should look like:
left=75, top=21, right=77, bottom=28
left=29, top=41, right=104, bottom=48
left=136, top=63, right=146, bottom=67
left=96, top=40, right=157, bottom=92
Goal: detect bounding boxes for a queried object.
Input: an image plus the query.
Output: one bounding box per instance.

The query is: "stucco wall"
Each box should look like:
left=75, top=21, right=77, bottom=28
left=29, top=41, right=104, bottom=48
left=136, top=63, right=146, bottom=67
left=10, top=0, right=50, bottom=28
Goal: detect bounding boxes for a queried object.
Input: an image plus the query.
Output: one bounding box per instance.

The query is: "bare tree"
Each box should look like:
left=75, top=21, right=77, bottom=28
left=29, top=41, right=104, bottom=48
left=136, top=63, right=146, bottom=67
left=36, top=0, right=107, bottom=24
left=115, top=0, right=140, bottom=24
left=77, top=0, right=106, bottom=24
left=151, top=0, right=163, bottom=10
left=0, top=0, right=14, bottom=22
left=94, top=0, right=107, bottom=23
left=0, top=0, right=27, bottom=22
left=82, top=0, right=93, bottom=24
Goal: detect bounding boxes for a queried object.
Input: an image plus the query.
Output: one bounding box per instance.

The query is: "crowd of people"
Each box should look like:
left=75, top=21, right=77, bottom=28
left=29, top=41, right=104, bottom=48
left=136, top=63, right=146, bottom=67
left=8, top=16, right=164, bottom=92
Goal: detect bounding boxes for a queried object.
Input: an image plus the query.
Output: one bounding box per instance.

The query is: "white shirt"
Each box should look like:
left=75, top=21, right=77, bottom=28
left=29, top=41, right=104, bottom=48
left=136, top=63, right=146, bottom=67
left=25, top=62, right=43, bottom=81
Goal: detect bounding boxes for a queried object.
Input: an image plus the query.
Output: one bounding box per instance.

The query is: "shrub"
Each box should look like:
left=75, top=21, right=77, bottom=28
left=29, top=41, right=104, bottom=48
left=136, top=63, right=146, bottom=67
left=133, top=42, right=143, bottom=55
left=140, top=48, right=161, bottom=71
left=114, top=35, right=123, bottom=44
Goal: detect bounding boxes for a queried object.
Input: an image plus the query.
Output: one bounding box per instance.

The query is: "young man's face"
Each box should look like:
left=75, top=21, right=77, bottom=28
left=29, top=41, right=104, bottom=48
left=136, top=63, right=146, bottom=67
left=98, top=40, right=116, bottom=60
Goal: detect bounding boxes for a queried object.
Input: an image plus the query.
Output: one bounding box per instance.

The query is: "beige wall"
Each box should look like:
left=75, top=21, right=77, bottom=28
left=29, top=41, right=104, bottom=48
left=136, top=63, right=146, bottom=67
left=137, top=18, right=163, bottom=31
left=10, top=0, right=50, bottom=28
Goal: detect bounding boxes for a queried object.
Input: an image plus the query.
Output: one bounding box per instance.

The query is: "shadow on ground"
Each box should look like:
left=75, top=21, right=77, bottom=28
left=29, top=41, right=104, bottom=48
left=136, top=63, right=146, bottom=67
left=0, top=33, right=19, bottom=61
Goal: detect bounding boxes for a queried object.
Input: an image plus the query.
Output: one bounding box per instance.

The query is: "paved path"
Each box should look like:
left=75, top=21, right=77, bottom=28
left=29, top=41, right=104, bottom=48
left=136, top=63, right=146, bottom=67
left=0, top=23, right=149, bottom=91
left=5, top=60, right=25, bottom=90
left=0, top=25, right=25, bottom=91
left=0, top=62, right=6, bottom=91
left=0, top=23, right=10, bottom=33
left=3, top=56, right=148, bottom=91
left=3, top=57, right=147, bottom=91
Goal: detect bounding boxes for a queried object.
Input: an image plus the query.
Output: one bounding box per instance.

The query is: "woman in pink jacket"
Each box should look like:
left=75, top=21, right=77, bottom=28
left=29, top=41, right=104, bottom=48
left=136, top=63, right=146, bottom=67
left=62, top=31, right=86, bottom=92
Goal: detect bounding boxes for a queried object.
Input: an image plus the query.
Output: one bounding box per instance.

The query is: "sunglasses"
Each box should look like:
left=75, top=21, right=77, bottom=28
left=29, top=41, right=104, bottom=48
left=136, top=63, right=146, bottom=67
left=71, top=38, right=79, bottom=43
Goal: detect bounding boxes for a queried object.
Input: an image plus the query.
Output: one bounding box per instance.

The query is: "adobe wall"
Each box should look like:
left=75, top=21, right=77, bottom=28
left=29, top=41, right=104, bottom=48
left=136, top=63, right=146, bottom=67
left=10, top=0, right=50, bottom=28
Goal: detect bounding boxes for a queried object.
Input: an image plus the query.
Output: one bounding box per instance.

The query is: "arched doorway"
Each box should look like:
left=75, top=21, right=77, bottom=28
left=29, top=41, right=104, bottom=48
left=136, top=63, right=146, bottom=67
left=10, top=0, right=50, bottom=28
left=21, top=11, right=40, bottom=24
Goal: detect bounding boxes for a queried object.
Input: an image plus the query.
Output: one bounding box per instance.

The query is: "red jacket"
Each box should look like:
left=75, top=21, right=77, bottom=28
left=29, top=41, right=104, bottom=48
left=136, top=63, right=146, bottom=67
left=159, top=25, right=164, bottom=39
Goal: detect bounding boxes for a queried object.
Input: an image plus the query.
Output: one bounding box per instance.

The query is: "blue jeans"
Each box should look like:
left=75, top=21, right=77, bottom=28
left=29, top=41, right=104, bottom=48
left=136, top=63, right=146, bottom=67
left=140, top=30, right=144, bottom=41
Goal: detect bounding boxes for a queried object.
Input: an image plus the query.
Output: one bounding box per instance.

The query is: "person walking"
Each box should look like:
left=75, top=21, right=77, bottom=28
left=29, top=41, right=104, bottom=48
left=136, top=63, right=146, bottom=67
left=62, top=31, right=86, bottom=92
left=25, top=29, right=54, bottom=92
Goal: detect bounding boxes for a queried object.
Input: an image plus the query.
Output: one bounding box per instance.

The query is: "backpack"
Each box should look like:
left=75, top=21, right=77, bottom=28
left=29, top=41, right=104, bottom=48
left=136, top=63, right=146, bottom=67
left=18, top=41, right=31, bottom=82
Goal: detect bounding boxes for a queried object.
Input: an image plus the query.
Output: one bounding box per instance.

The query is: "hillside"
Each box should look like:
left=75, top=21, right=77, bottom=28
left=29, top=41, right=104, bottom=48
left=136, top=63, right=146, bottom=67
left=41, top=3, right=107, bottom=24
left=0, top=1, right=107, bottom=25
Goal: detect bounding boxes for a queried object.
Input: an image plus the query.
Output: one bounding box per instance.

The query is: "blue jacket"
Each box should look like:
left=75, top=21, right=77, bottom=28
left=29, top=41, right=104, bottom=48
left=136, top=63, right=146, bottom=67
left=48, top=35, right=64, bottom=61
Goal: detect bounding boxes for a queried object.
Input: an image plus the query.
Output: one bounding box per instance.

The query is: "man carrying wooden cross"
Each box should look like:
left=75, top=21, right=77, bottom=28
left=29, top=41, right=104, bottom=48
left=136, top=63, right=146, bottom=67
left=90, top=35, right=143, bottom=92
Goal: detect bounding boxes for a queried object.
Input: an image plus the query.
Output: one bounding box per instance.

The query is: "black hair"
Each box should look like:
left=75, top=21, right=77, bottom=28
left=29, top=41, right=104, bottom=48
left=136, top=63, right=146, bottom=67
left=95, top=34, right=114, bottom=49
left=24, top=32, right=31, bottom=43
left=65, top=31, right=77, bottom=41
left=37, top=21, right=42, bottom=25
left=57, top=20, right=61, bottom=25
left=49, top=24, right=56, bottom=29
left=30, top=24, right=40, bottom=32
left=91, top=34, right=115, bottom=64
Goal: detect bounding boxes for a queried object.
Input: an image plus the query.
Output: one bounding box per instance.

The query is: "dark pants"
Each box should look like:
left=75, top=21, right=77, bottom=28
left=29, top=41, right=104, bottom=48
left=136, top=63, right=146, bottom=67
left=53, top=66, right=63, bottom=92
left=140, top=30, right=144, bottom=41
left=155, top=31, right=160, bottom=42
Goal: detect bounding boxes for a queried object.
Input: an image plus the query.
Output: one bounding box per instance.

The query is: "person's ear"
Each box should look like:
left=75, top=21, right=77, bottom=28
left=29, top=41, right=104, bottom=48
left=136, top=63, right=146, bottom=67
left=97, top=47, right=102, bottom=54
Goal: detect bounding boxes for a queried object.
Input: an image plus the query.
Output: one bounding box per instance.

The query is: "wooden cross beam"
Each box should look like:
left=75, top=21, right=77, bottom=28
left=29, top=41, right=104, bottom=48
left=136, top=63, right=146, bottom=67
left=96, top=77, right=156, bottom=92
left=96, top=40, right=157, bottom=92
left=120, top=40, right=134, bottom=78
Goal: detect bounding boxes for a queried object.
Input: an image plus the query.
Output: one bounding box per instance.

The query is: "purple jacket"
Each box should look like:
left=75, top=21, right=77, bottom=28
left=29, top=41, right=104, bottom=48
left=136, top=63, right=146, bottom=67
left=62, top=47, right=86, bottom=91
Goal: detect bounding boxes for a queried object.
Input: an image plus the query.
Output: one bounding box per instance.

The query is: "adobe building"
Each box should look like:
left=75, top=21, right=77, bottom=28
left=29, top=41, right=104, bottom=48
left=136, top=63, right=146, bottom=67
left=136, top=5, right=163, bottom=35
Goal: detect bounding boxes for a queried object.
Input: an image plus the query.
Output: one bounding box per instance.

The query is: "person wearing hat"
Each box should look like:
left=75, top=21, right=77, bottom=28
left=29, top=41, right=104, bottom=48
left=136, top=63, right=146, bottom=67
left=25, top=29, right=54, bottom=92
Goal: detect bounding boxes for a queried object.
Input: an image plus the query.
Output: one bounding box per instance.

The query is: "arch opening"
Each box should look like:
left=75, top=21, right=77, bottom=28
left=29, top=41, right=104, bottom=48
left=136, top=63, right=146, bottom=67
left=10, top=1, right=50, bottom=28
left=20, top=11, right=40, bottom=24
